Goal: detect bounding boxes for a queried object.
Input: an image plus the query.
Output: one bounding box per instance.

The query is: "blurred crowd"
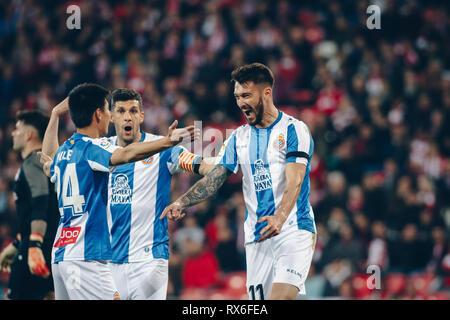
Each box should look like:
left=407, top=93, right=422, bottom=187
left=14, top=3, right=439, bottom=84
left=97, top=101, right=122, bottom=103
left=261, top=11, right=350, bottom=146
left=0, top=0, right=449, bottom=299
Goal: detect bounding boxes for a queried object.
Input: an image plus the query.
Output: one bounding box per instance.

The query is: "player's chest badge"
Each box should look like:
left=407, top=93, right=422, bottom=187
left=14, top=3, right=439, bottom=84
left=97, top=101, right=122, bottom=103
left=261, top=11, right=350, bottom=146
left=273, top=133, right=285, bottom=150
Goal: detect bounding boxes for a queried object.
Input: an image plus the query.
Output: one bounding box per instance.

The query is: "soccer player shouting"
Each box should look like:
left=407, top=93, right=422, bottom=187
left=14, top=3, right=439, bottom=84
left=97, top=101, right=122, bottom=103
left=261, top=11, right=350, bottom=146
left=162, top=63, right=317, bottom=300
left=42, top=88, right=211, bottom=300
left=40, top=83, right=196, bottom=299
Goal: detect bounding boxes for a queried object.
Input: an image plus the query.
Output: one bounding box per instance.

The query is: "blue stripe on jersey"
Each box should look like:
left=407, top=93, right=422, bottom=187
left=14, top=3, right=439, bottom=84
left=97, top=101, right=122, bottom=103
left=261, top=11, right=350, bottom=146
left=249, top=126, right=276, bottom=241
left=85, top=169, right=114, bottom=260
left=218, top=132, right=238, bottom=173
left=153, top=149, right=171, bottom=259
left=296, top=128, right=316, bottom=233
left=109, top=162, right=135, bottom=263
left=286, top=123, right=298, bottom=158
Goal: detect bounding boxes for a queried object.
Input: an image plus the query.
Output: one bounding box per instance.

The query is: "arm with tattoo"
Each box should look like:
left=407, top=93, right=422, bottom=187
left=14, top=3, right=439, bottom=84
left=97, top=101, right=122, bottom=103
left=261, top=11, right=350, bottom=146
left=160, top=165, right=232, bottom=220
left=180, top=165, right=231, bottom=208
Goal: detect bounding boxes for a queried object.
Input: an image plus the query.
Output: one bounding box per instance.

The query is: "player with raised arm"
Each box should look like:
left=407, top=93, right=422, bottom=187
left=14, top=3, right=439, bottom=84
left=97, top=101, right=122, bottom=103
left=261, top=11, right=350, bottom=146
left=41, top=83, right=196, bottom=300
left=41, top=88, right=213, bottom=300
left=162, top=63, right=317, bottom=300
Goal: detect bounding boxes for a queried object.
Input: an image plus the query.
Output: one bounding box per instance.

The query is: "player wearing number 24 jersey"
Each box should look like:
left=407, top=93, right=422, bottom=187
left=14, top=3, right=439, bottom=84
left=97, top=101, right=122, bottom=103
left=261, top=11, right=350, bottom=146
left=43, top=83, right=197, bottom=299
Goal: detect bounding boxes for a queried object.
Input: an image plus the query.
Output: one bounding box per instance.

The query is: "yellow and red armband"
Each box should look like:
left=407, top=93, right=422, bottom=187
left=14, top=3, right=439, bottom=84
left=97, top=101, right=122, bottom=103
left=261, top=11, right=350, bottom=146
left=178, top=151, right=203, bottom=174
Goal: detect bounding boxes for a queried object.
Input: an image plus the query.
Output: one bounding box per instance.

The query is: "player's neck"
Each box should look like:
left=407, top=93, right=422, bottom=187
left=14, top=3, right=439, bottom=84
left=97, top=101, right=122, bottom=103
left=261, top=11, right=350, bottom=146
left=255, top=104, right=279, bottom=129
left=117, top=131, right=142, bottom=147
left=76, top=126, right=102, bottom=139
left=21, top=142, right=41, bottom=159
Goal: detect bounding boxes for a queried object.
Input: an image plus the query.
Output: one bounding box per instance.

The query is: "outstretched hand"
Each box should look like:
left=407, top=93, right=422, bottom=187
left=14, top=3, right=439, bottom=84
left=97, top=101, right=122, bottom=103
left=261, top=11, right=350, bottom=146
left=160, top=201, right=186, bottom=221
left=167, top=120, right=200, bottom=146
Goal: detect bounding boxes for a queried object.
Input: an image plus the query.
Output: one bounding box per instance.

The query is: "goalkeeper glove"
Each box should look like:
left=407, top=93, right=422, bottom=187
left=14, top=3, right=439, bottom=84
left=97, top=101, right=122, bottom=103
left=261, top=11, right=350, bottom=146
left=28, top=233, right=50, bottom=278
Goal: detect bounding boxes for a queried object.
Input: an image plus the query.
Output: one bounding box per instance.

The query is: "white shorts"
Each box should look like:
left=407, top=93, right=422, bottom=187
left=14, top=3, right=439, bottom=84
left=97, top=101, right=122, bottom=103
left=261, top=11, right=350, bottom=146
left=109, top=259, right=168, bottom=300
left=52, top=260, right=120, bottom=300
left=245, top=229, right=316, bottom=300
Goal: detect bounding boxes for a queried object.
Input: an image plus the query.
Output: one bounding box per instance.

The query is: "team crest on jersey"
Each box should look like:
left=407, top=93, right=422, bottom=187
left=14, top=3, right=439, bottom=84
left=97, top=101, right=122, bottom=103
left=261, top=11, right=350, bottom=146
left=142, top=156, right=153, bottom=164
left=253, top=159, right=272, bottom=192
left=111, top=173, right=132, bottom=205
left=273, top=134, right=285, bottom=150
left=113, top=291, right=120, bottom=300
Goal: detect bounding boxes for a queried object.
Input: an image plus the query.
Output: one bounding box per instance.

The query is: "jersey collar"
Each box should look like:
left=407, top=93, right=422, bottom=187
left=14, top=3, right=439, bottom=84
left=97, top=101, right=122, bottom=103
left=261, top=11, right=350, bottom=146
left=255, top=110, right=283, bottom=130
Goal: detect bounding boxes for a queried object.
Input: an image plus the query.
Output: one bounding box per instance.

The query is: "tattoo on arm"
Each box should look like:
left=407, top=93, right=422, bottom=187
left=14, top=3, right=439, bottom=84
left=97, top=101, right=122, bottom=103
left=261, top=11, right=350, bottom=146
left=180, top=165, right=231, bottom=208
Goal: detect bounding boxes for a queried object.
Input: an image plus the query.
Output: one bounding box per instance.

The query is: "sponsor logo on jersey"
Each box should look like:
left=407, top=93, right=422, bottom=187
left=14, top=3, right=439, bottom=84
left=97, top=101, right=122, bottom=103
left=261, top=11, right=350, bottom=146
left=253, top=159, right=272, bottom=192
left=111, top=173, right=132, bottom=205
left=54, top=227, right=81, bottom=247
left=286, top=268, right=302, bottom=279
left=273, top=133, right=285, bottom=150
left=113, top=291, right=120, bottom=300
left=99, top=139, right=111, bottom=149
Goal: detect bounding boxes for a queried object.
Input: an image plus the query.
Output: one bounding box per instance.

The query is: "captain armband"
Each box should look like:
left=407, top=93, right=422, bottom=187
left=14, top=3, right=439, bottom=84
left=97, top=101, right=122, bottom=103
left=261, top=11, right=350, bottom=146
left=178, top=151, right=203, bottom=174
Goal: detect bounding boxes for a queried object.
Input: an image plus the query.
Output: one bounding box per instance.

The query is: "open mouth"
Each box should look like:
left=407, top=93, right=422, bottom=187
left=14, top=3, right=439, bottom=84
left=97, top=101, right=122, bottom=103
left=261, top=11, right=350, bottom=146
left=124, top=125, right=132, bottom=133
left=243, top=109, right=253, bottom=116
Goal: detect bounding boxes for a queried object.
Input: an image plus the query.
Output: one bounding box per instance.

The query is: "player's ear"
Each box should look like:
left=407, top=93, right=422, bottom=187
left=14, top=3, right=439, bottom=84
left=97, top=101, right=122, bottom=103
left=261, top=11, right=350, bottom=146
left=139, top=110, right=144, bottom=124
left=264, top=86, right=272, bottom=99
left=93, top=108, right=101, bottom=124
left=26, top=127, right=36, bottom=142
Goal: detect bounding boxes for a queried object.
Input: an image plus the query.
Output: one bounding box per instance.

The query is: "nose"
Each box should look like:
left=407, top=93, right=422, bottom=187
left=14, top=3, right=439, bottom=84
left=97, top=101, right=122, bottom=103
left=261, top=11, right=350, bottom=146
left=236, top=98, right=245, bottom=108
left=123, top=111, right=132, bottom=121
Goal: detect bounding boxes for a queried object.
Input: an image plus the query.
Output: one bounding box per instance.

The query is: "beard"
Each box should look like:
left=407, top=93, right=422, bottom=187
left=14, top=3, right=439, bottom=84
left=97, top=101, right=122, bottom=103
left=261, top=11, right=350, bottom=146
left=245, top=97, right=264, bottom=127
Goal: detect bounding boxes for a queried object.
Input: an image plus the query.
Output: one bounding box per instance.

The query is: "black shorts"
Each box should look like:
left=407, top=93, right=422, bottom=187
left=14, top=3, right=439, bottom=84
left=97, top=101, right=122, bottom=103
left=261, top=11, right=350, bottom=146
left=7, top=243, right=54, bottom=300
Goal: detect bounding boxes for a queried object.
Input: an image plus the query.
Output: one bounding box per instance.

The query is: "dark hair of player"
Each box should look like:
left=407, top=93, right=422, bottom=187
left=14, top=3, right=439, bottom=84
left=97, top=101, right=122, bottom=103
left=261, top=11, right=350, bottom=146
left=68, top=83, right=110, bottom=128
left=111, top=88, right=143, bottom=111
left=231, top=62, right=275, bottom=88
left=16, top=110, right=50, bottom=141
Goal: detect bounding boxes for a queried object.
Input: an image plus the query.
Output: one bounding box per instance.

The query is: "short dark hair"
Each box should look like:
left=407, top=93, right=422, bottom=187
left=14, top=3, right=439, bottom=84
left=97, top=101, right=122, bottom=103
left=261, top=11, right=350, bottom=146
left=231, top=63, right=274, bottom=88
left=68, top=83, right=110, bottom=128
left=16, top=110, right=49, bottom=141
left=111, top=88, right=143, bottom=111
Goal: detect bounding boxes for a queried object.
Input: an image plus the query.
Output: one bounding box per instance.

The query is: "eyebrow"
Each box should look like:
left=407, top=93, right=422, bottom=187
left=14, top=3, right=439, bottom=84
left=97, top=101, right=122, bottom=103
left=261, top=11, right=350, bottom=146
left=234, top=92, right=251, bottom=97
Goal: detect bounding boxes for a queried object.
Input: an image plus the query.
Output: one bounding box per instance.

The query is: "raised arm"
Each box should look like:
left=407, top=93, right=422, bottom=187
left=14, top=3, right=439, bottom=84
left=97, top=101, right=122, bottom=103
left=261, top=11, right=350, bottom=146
left=257, top=162, right=307, bottom=242
left=109, top=120, right=198, bottom=166
left=42, top=97, right=69, bottom=159
left=160, top=165, right=232, bottom=221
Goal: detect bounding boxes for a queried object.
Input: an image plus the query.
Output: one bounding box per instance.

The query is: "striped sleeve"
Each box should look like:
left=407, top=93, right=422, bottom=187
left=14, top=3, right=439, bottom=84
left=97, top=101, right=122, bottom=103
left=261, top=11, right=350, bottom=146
left=216, top=130, right=239, bottom=174
left=286, top=121, right=312, bottom=165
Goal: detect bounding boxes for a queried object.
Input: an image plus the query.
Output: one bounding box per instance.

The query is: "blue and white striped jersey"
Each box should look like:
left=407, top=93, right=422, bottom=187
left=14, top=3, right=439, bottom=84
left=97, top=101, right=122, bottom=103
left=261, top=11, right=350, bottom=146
left=107, top=132, right=200, bottom=263
left=217, top=111, right=316, bottom=244
left=50, top=133, right=121, bottom=263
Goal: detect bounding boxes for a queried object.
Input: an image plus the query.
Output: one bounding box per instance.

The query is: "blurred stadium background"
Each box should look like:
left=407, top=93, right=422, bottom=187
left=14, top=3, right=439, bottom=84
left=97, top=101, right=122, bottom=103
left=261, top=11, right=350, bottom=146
left=0, top=0, right=449, bottom=300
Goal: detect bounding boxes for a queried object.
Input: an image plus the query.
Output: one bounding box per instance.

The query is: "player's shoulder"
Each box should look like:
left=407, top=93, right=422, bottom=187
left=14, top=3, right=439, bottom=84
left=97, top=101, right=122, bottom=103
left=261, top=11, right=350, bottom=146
left=231, top=124, right=249, bottom=138
left=82, top=136, right=114, bottom=147
left=23, top=151, right=42, bottom=171
left=143, top=132, right=163, bottom=142
left=281, top=112, right=309, bottom=131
